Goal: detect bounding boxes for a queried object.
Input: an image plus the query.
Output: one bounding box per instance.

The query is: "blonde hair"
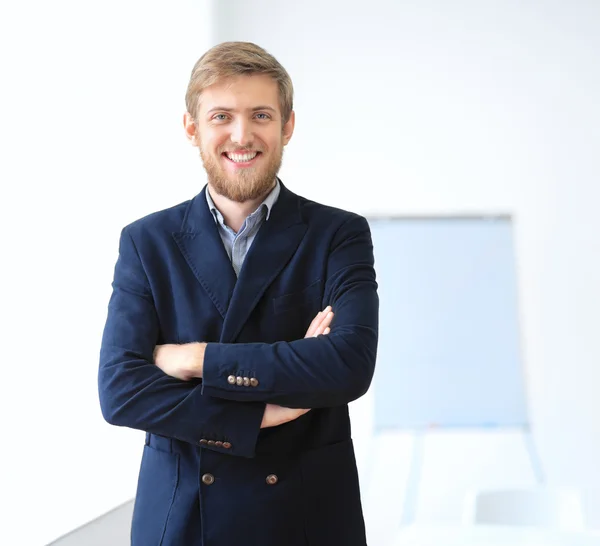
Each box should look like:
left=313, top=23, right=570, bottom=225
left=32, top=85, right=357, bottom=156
left=185, top=41, right=294, bottom=124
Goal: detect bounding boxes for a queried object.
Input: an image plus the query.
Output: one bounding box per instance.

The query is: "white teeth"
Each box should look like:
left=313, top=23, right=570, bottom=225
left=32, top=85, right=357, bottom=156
left=226, top=152, right=258, bottom=163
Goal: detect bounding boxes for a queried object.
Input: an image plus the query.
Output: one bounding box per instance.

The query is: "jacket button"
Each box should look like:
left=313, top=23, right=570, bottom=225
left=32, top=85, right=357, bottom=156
left=207, top=440, right=216, bottom=446
left=236, top=376, right=243, bottom=386
left=223, top=442, right=232, bottom=449
left=266, top=474, right=278, bottom=486
left=215, top=441, right=223, bottom=447
left=227, top=375, right=236, bottom=385
left=202, top=473, right=215, bottom=486
left=250, top=378, right=259, bottom=387
left=199, top=439, right=208, bottom=445
left=243, top=377, right=250, bottom=387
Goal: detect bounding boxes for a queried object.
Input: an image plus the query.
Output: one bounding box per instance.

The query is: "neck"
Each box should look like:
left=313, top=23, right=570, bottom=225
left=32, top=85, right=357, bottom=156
left=207, top=182, right=275, bottom=233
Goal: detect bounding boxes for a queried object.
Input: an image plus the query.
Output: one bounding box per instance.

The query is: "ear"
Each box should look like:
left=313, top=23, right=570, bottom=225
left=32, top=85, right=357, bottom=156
left=183, top=112, right=199, bottom=146
left=282, top=110, right=295, bottom=146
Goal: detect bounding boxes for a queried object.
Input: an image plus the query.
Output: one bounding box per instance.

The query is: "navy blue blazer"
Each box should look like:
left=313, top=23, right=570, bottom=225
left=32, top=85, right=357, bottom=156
left=99, top=181, right=379, bottom=546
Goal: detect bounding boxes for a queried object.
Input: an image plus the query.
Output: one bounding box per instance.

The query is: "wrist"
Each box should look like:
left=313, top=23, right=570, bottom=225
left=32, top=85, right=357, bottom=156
left=187, top=342, right=206, bottom=378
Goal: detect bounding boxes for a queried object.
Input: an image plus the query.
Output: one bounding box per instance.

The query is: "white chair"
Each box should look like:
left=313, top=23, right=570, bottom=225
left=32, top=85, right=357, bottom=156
left=462, top=487, right=586, bottom=531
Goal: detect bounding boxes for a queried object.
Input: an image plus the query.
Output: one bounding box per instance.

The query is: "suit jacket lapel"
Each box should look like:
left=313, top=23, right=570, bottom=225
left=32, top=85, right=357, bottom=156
left=220, top=183, right=307, bottom=343
left=172, top=187, right=237, bottom=319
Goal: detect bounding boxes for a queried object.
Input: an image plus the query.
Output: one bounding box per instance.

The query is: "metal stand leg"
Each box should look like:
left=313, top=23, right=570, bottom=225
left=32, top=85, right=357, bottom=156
left=401, top=430, right=425, bottom=526
left=523, top=424, right=545, bottom=484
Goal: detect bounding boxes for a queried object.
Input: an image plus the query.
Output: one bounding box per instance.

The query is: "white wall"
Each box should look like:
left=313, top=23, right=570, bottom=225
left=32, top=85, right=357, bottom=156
left=1, top=1, right=213, bottom=544
left=210, top=0, right=600, bottom=535
left=2, top=1, right=599, bottom=544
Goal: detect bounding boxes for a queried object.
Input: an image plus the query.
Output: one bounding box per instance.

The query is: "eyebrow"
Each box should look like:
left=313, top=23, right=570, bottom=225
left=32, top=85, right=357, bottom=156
left=206, top=105, right=277, bottom=115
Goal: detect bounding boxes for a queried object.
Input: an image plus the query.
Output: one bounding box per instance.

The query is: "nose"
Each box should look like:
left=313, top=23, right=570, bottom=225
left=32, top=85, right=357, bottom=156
left=230, top=118, right=253, bottom=148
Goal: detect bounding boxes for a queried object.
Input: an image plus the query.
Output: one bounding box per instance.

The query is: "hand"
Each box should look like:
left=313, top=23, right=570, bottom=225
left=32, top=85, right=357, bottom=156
left=305, top=306, right=334, bottom=338
left=261, top=307, right=334, bottom=428
left=153, top=342, right=205, bottom=380
left=261, top=404, right=311, bottom=428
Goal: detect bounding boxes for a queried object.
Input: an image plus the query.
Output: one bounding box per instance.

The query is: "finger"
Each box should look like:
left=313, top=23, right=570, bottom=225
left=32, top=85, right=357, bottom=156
left=313, top=311, right=334, bottom=337
left=313, top=307, right=332, bottom=330
left=322, top=311, right=333, bottom=327
left=305, top=311, right=323, bottom=338
left=304, top=305, right=331, bottom=337
left=317, top=306, right=331, bottom=319
left=305, top=306, right=331, bottom=338
left=323, top=327, right=330, bottom=335
left=313, top=314, right=333, bottom=336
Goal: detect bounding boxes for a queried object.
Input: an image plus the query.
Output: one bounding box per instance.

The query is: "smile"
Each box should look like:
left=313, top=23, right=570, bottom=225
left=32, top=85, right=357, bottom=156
left=223, top=151, right=261, bottom=164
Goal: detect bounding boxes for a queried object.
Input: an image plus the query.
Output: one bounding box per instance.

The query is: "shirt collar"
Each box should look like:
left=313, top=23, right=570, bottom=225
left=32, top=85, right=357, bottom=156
left=205, top=179, right=281, bottom=224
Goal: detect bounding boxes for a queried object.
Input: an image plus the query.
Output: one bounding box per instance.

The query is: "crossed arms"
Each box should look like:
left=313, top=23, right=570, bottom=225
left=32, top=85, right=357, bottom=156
left=154, top=307, right=334, bottom=428
left=99, top=215, right=378, bottom=457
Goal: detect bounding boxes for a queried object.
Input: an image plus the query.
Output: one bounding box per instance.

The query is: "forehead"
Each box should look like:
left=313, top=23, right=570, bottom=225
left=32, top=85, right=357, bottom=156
left=198, top=74, right=280, bottom=112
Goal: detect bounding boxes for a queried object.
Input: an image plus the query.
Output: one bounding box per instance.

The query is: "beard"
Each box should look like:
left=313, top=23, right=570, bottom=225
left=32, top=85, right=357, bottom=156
left=200, top=143, right=284, bottom=203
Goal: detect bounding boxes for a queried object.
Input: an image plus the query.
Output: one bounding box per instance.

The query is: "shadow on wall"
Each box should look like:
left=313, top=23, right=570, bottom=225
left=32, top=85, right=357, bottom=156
left=47, top=499, right=134, bottom=546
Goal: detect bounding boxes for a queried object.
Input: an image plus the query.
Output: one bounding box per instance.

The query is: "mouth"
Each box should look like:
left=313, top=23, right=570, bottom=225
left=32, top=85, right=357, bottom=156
left=222, top=151, right=262, bottom=167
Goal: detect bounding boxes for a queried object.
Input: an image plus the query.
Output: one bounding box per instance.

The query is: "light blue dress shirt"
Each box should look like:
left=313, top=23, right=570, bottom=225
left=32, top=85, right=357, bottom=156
left=205, top=181, right=281, bottom=276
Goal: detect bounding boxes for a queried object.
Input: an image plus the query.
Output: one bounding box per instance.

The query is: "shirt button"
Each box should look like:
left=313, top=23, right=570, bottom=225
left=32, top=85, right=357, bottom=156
left=227, top=375, right=236, bottom=385
left=266, top=474, right=278, bottom=486
left=250, top=378, right=259, bottom=387
left=202, top=473, right=215, bottom=486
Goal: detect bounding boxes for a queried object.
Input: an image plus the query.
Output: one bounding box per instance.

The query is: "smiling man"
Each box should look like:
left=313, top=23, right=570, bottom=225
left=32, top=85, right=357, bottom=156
left=99, top=42, right=379, bottom=546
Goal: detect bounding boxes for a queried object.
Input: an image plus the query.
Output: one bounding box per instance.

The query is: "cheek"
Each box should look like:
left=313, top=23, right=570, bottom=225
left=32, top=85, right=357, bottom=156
left=199, top=128, right=228, bottom=153
left=261, top=133, right=283, bottom=153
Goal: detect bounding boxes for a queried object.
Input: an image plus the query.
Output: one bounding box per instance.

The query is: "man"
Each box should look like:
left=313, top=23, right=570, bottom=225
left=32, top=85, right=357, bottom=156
left=99, top=41, right=379, bottom=546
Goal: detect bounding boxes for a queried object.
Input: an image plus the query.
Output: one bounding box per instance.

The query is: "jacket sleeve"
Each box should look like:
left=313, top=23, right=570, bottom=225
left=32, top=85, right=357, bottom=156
left=201, top=215, right=379, bottom=408
left=98, top=227, right=265, bottom=458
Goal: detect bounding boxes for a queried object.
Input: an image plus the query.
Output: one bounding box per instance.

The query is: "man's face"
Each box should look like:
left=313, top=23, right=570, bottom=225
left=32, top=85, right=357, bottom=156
left=186, top=74, right=294, bottom=203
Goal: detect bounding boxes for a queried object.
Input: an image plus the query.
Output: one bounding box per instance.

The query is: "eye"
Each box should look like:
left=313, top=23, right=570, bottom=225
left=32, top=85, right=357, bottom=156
left=254, top=112, right=271, bottom=120
left=212, top=113, right=229, bottom=121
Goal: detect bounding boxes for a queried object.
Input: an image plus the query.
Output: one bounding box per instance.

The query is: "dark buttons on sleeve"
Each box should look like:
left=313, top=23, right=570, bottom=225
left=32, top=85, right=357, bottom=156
left=250, top=378, right=259, bottom=387
left=266, top=474, right=278, bottom=486
left=223, top=442, right=232, bottom=449
left=227, top=375, right=236, bottom=385
left=202, top=473, right=215, bottom=486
